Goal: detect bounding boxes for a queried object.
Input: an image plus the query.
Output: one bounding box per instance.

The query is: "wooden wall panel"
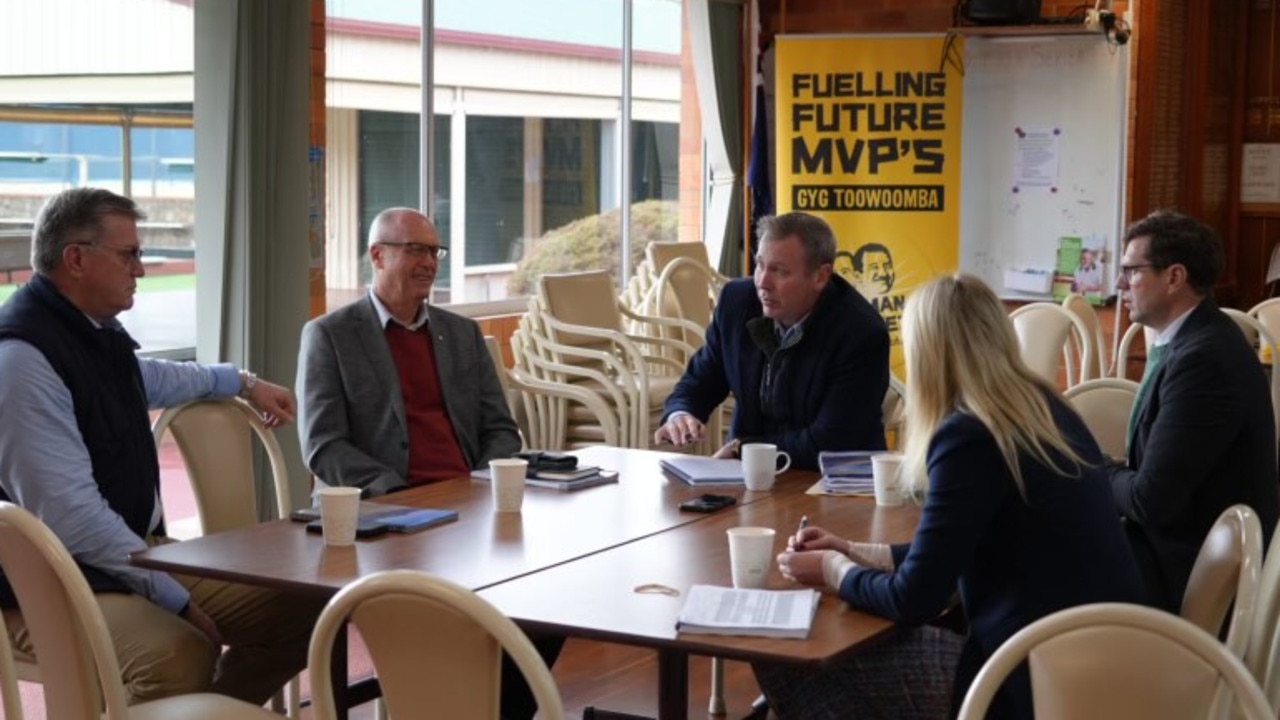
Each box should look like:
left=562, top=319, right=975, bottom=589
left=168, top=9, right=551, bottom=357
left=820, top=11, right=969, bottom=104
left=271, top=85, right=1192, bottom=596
left=1240, top=0, right=1280, bottom=306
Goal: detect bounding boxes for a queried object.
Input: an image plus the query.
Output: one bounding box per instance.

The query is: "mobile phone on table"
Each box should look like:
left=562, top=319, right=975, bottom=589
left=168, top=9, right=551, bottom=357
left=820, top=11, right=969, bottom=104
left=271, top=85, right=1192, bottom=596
left=679, top=494, right=737, bottom=513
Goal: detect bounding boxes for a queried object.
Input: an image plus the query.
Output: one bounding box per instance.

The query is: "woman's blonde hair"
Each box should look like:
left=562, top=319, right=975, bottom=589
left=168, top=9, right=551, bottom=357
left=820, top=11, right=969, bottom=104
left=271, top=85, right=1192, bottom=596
left=898, top=274, right=1084, bottom=498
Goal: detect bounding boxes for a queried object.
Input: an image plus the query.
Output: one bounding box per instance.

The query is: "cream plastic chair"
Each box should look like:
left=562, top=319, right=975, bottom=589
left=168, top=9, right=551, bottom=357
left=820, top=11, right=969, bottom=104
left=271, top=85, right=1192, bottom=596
left=150, top=397, right=298, bottom=716
left=1114, top=321, right=1157, bottom=381
left=1008, top=302, right=1093, bottom=389
left=883, top=375, right=907, bottom=451
left=1248, top=298, right=1280, bottom=349
left=1062, top=292, right=1109, bottom=379
left=1063, top=378, right=1139, bottom=460
left=307, top=570, right=565, bottom=720
left=487, top=334, right=622, bottom=449
left=1181, top=504, right=1263, bottom=663
left=529, top=271, right=701, bottom=448
left=957, top=603, right=1273, bottom=720
left=151, top=397, right=293, bottom=535
left=1245, top=519, right=1280, bottom=712
left=1221, top=308, right=1280, bottom=453
left=0, top=502, right=280, bottom=720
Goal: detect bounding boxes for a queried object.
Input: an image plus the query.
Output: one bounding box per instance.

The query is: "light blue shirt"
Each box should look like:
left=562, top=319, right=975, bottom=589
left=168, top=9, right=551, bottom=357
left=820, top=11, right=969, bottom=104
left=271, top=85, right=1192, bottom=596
left=0, top=335, right=240, bottom=614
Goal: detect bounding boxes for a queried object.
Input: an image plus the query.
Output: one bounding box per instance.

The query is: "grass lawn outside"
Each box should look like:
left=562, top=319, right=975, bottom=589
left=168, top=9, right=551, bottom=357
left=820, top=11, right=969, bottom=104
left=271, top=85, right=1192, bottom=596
left=0, top=273, right=195, bottom=304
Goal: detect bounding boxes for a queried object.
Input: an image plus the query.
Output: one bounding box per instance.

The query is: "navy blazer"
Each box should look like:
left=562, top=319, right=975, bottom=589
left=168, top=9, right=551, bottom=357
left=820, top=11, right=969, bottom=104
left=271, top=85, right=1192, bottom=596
left=662, top=275, right=889, bottom=469
left=1110, top=299, right=1279, bottom=610
left=841, top=401, right=1144, bottom=719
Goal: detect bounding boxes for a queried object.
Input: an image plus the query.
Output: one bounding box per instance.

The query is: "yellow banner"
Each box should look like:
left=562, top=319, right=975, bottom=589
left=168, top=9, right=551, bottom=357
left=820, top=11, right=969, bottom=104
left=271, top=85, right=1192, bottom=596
left=775, top=35, right=964, bottom=376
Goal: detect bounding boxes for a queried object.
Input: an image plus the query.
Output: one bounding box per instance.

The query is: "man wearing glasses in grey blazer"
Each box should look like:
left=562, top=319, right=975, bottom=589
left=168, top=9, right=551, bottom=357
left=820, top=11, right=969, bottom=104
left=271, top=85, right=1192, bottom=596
left=296, top=207, right=556, bottom=720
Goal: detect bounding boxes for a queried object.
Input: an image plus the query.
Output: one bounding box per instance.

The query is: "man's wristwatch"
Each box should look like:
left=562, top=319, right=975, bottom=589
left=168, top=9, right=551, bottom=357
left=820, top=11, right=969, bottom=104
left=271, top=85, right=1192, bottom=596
left=237, top=371, right=258, bottom=400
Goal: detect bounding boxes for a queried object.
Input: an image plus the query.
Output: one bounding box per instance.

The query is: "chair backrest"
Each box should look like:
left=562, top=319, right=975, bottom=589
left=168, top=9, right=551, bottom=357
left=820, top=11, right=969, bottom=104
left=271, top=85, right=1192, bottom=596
left=1008, top=302, right=1093, bottom=388
left=152, top=397, right=292, bottom=533
left=538, top=271, right=625, bottom=341
left=882, top=375, right=907, bottom=451
left=1114, top=321, right=1158, bottom=381
left=308, top=570, right=565, bottom=720
left=1181, top=504, right=1263, bottom=661
left=1245, top=518, right=1280, bottom=710
left=1062, top=378, right=1139, bottom=460
left=957, top=603, right=1273, bottom=720
left=1220, top=308, right=1280, bottom=455
left=0, top=503, right=131, bottom=719
left=1062, top=293, right=1108, bottom=379
left=1248, top=298, right=1280, bottom=349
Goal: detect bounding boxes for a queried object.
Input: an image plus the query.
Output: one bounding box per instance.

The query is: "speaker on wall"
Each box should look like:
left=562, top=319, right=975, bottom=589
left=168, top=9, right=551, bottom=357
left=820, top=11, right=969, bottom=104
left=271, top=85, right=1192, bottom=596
left=961, top=0, right=1042, bottom=24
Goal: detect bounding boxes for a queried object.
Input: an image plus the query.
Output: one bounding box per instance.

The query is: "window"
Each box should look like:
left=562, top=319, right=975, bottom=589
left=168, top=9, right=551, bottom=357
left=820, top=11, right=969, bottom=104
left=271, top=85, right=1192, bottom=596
left=325, top=0, right=687, bottom=308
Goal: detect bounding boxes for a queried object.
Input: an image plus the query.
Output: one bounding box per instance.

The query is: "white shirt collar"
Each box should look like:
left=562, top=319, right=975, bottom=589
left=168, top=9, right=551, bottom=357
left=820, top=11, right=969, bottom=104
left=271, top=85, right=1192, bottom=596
left=368, top=288, right=430, bottom=331
left=1153, top=303, right=1199, bottom=347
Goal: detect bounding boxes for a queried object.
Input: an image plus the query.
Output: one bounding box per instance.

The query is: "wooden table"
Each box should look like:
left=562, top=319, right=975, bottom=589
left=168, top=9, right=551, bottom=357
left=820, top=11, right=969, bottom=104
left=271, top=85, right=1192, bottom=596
left=479, top=491, right=920, bottom=719
left=132, top=447, right=917, bottom=719
left=130, top=447, right=815, bottom=717
left=135, top=447, right=783, bottom=595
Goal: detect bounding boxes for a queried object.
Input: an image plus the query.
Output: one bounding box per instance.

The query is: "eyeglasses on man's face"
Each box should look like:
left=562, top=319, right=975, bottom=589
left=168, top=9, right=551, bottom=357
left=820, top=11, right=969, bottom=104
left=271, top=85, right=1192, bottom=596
left=72, top=242, right=145, bottom=265
left=1119, top=263, right=1159, bottom=282
left=378, top=241, right=448, bottom=260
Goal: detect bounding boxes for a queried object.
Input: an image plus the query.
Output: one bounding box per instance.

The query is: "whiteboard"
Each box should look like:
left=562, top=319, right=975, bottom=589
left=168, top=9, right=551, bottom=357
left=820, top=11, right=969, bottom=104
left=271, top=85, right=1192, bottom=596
left=959, top=34, right=1129, bottom=300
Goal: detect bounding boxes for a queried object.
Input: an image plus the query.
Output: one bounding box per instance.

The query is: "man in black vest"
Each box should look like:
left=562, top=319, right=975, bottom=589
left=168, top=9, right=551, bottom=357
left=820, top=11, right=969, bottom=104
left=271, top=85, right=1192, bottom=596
left=0, top=187, right=321, bottom=704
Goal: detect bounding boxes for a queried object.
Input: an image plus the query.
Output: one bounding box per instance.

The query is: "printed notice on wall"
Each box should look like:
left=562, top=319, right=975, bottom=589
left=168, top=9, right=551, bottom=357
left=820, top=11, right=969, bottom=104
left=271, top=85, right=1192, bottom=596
left=1013, top=127, right=1060, bottom=191
left=1242, top=144, right=1280, bottom=204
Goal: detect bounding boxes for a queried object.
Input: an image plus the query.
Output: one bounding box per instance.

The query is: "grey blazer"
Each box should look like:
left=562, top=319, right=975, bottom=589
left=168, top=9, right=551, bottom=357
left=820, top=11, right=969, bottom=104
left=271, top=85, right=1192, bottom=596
left=296, top=296, right=521, bottom=495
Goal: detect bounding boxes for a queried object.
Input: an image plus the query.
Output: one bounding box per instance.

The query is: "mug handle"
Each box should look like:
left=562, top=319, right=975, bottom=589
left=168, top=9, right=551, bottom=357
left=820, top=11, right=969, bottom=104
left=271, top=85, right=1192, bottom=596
left=774, top=451, right=791, bottom=475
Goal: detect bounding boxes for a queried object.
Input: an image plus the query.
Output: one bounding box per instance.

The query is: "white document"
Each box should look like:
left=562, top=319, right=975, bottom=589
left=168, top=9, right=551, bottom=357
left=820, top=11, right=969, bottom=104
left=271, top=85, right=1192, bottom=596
left=675, top=585, right=820, bottom=639
left=1242, top=144, right=1280, bottom=204
left=1013, top=127, right=1061, bottom=190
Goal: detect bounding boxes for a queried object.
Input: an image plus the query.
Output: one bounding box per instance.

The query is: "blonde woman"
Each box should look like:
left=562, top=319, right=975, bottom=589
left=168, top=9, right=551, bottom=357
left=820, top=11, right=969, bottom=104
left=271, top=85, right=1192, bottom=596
left=757, top=274, right=1142, bottom=719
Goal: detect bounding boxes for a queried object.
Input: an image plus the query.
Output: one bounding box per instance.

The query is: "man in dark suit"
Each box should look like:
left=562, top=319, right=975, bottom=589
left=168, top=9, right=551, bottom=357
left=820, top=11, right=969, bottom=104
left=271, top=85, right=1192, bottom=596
left=654, top=212, right=890, bottom=469
left=1111, top=210, right=1279, bottom=611
left=296, top=207, right=553, bottom=719
left=297, top=207, right=520, bottom=496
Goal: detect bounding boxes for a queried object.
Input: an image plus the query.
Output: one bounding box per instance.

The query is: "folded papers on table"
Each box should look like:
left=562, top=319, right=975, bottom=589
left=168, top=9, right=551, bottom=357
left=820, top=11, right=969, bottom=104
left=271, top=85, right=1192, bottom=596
left=818, top=450, right=878, bottom=494
left=675, top=585, right=820, bottom=639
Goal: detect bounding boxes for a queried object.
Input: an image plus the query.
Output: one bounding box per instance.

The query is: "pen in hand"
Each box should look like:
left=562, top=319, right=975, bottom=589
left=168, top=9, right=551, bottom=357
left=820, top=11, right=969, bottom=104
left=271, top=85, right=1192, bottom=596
left=793, top=515, right=809, bottom=550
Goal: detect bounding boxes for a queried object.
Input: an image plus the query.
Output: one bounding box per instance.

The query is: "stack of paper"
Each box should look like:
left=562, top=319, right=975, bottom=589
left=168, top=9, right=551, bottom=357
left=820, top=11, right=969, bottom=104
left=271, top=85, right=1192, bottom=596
left=675, top=585, right=820, bottom=639
left=817, top=451, right=877, bottom=495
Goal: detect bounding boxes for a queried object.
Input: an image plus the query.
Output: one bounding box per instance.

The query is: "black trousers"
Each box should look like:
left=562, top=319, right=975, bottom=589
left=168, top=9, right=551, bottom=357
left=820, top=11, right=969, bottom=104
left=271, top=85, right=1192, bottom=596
left=499, top=630, right=566, bottom=720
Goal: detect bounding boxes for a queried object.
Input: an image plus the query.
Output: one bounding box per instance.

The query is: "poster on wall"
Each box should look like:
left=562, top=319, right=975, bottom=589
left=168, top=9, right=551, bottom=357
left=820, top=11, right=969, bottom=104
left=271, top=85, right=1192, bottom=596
left=774, top=34, right=964, bottom=376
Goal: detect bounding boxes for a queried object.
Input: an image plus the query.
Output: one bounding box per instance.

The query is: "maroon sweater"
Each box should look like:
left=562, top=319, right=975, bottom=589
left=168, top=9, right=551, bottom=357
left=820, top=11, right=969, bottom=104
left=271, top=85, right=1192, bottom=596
left=384, top=324, right=470, bottom=485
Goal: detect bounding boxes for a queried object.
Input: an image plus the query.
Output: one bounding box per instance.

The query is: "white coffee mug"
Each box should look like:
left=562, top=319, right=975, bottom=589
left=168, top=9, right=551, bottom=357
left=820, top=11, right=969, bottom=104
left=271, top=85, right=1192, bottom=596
left=871, top=453, right=904, bottom=507
left=741, top=443, right=791, bottom=491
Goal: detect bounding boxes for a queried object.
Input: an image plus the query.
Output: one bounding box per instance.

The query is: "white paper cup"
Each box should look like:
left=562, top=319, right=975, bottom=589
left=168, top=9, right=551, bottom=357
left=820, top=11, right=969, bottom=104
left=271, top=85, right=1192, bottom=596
left=490, top=458, right=528, bottom=513
left=727, top=526, right=776, bottom=589
left=317, top=486, right=362, bottom=546
left=871, top=453, right=904, bottom=507
left=741, top=443, right=791, bottom=491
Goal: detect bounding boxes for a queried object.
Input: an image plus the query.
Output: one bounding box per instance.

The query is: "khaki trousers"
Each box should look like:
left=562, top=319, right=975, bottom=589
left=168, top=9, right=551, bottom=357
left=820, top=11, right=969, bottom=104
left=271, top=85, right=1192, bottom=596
left=4, top=537, right=326, bottom=706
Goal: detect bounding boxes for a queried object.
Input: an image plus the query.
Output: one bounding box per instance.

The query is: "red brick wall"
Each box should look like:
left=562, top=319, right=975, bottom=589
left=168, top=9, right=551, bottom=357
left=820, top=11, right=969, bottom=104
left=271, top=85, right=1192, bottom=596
left=309, top=0, right=327, bottom=319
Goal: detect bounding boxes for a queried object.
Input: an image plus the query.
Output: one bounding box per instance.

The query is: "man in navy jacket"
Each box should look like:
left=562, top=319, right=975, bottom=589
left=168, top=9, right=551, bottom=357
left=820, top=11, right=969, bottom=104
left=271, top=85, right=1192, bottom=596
left=655, top=212, right=890, bottom=469
left=1111, top=211, right=1278, bottom=611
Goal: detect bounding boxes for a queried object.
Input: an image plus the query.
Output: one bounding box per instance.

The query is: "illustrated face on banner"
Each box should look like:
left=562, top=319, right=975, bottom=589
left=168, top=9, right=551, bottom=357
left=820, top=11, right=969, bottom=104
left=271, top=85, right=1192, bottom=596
left=853, top=243, right=897, bottom=296
left=833, top=251, right=857, bottom=284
